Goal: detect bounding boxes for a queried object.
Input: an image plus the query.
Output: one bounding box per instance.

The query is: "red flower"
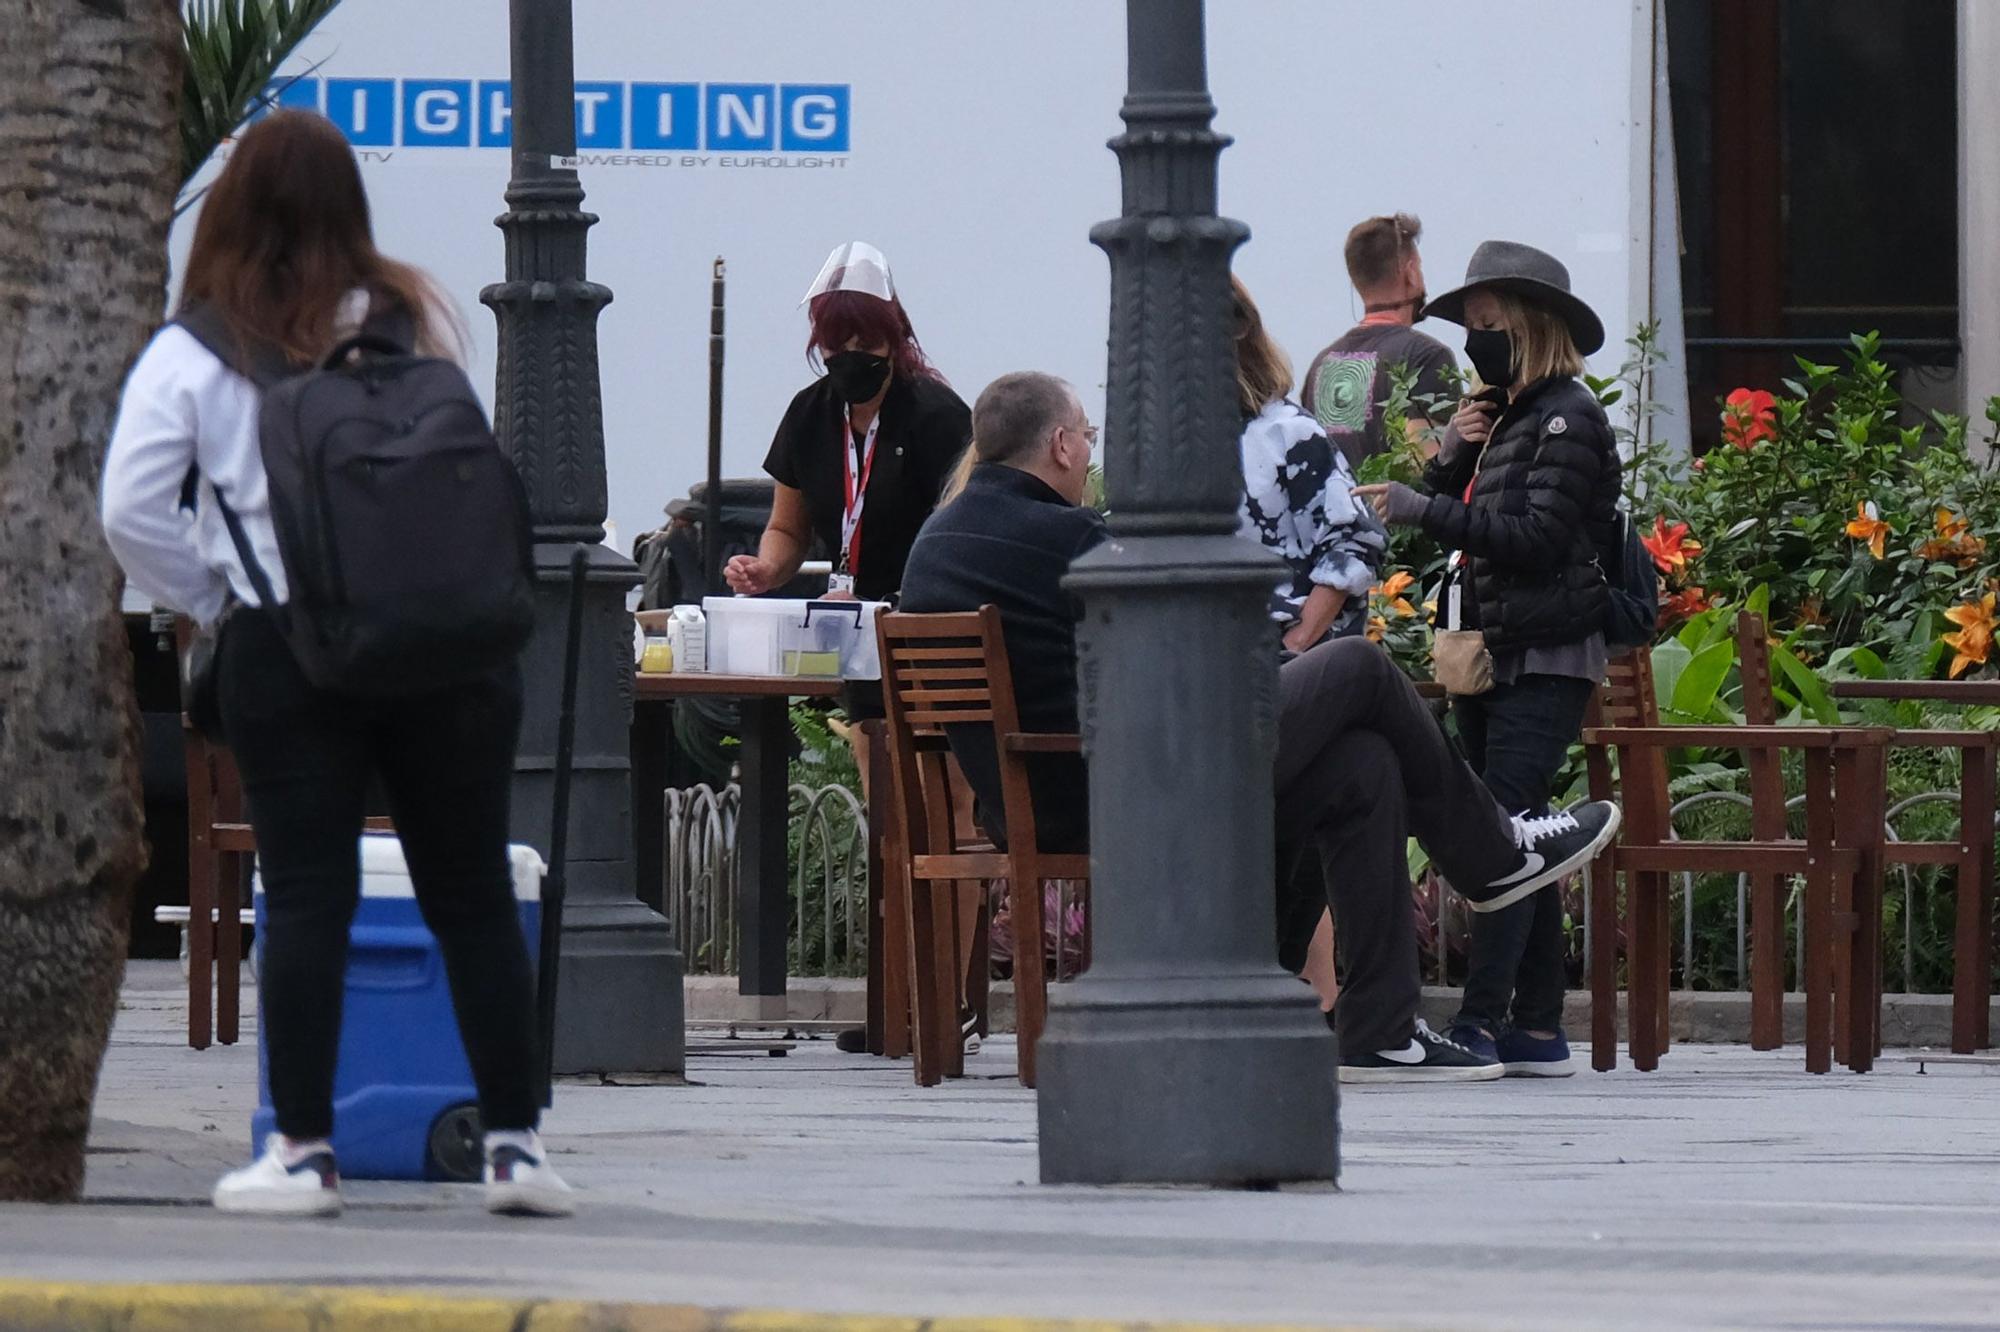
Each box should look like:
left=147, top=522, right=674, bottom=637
left=1722, top=387, right=1778, bottom=450
left=1641, top=515, right=1702, bottom=574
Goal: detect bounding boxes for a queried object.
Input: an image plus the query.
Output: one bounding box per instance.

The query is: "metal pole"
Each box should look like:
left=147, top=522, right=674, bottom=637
left=482, top=0, right=683, bottom=1076
left=1036, top=0, right=1338, bottom=1186
left=706, top=257, right=726, bottom=597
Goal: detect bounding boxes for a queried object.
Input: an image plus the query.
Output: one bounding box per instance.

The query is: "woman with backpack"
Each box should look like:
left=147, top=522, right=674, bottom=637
left=101, top=110, right=570, bottom=1217
left=1355, top=240, right=1622, bottom=1078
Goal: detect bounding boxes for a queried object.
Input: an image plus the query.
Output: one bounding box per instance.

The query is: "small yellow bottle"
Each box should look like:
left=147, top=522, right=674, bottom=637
left=640, top=635, right=674, bottom=674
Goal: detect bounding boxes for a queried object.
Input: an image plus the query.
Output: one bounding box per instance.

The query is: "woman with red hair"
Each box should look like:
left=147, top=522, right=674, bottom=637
left=725, top=242, right=970, bottom=615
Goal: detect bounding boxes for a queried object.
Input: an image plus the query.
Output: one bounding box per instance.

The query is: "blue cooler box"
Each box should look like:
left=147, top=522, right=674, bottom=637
left=251, top=834, right=545, bottom=1181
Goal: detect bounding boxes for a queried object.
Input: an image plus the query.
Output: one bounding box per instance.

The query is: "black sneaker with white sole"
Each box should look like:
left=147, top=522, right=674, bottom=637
left=1467, top=800, right=1622, bottom=914
left=1339, top=1019, right=1504, bottom=1083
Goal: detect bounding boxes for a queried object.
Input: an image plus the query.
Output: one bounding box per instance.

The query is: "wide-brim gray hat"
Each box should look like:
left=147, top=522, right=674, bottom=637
left=1421, top=240, right=1605, bottom=356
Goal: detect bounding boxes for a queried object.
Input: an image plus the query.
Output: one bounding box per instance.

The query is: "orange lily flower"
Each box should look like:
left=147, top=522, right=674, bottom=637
left=1795, top=596, right=1829, bottom=629
left=1917, top=509, right=1987, bottom=569
left=1844, top=502, right=1891, bottom=560
left=1942, top=593, right=1996, bottom=679
left=1641, top=516, right=1702, bottom=574
left=1660, top=585, right=1712, bottom=623
left=1372, top=571, right=1419, bottom=618
left=1721, top=387, right=1778, bottom=450
left=1365, top=614, right=1388, bottom=644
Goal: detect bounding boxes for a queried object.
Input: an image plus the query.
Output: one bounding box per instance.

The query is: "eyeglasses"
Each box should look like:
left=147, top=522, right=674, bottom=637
left=1073, top=423, right=1100, bottom=447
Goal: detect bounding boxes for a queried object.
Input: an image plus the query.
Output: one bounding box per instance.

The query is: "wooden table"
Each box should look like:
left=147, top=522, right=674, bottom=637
left=1831, top=680, right=2000, bottom=706
left=632, top=671, right=843, bottom=1016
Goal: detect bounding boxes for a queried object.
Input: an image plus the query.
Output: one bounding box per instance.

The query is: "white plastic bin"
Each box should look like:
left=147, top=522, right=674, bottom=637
left=701, top=597, right=882, bottom=679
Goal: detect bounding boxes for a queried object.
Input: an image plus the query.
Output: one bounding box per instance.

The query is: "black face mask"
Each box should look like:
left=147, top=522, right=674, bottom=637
left=1464, top=327, right=1515, bottom=389
left=824, top=350, right=891, bottom=404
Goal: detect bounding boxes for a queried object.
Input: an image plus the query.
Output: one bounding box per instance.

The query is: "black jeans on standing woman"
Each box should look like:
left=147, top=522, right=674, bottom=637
left=218, top=609, right=541, bottom=1140
left=1450, top=672, right=1597, bottom=1035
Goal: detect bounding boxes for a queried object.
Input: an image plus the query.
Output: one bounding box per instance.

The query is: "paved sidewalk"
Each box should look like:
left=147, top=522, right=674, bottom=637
left=4, top=962, right=1999, bottom=1331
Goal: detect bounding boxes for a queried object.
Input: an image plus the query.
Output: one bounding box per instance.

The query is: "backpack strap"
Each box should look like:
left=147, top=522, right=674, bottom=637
left=167, top=303, right=288, bottom=612
left=172, top=302, right=291, bottom=390
left=209, top=483, right=285, bottom=614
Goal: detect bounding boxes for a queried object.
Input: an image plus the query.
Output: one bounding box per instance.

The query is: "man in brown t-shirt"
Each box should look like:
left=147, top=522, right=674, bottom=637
left=1302, top=213, right=1459, bottom=471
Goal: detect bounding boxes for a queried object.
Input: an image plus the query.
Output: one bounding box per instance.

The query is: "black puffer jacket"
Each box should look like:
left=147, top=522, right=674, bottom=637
left=1418, top=376, right=1620, bottom=652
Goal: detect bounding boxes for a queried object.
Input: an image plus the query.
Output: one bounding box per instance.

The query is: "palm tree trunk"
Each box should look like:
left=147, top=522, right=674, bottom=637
left=0, top=0, right=180, bottom=1202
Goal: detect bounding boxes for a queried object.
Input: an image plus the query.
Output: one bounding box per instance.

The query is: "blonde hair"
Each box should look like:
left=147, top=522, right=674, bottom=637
left=1230, top=275, right=1292, bottom=417
left=1490, top=289, right=1585, bottom=387
left=939, top=443, right=977, bottom=504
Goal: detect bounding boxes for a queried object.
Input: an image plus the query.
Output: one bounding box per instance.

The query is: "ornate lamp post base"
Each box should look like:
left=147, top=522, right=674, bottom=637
left=1039, top=539, right=1337, bottom=1186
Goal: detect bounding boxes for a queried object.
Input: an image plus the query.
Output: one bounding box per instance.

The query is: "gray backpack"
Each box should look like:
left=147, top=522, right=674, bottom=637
left=175, top=304, right=535, bottom=697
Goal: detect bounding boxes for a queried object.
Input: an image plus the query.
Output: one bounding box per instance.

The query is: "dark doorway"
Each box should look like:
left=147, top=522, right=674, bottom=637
left=1668, top=0, right=1959, bottom=448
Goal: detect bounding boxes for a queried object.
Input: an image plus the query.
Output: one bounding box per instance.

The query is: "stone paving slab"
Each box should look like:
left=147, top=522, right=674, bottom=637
left=3, top=962, right=1999, bottom=1331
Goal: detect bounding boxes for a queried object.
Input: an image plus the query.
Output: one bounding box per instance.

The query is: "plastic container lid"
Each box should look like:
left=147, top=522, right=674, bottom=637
left=253, top=834, right=547, bottom=902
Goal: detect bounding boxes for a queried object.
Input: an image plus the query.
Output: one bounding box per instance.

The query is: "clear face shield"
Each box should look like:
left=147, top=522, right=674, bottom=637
left=801, top=240, right=897, bottom=305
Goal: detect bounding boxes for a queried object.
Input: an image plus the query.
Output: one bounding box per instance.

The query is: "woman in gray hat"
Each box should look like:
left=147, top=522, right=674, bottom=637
left=1355, top=240, right=1623, bottom=1078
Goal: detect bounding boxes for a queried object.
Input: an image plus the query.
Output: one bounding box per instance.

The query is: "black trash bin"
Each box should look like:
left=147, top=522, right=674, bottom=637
left=634, top=476, right=827, bottom=612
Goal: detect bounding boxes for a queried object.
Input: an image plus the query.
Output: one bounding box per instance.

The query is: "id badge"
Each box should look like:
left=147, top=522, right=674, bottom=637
left=826, top=571, right=855, bottom=596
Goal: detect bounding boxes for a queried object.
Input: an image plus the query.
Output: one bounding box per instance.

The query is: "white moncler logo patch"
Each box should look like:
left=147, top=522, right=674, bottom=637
left=1546, top=415, right=1568, bottom=434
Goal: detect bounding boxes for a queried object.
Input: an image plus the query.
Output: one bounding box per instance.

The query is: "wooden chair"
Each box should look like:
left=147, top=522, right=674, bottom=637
left=861, top=722, right=988, bottom=1063
left=876, top=606, right=1090, bottom=1088
left=1582, top=644, right=1893, bottom=1073
left=176, top=619, right=392, bottom=1049
left=181, top=709, right=254, bottom=1049
left=1736, top=615, right=1998, bottom=1056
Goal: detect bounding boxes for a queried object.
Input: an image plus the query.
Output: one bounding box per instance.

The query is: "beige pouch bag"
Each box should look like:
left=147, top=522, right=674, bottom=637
left=1432, top=563, right=1494, bottom=696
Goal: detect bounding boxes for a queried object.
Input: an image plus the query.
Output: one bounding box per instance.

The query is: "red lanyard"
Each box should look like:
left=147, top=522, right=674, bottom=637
left=839, top=410, right=881, bottom=576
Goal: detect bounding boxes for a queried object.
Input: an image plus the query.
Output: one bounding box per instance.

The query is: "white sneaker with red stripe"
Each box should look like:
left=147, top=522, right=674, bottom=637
left=484, top=1130, right=576, bottom=1217
left=212, top=1135, right=342, bottom=1217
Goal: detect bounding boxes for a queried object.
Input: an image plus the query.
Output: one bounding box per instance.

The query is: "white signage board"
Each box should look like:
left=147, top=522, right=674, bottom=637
left=172, top=0, right=1646, bottom=549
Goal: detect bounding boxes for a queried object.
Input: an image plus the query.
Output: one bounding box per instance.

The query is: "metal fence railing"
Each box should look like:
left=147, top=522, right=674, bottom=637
left=665, top=782, right=869, bottom=978
left=1421, top=787, right=1996, bottom=992
left=1547, top=789, right=1992, bottom=994
left=676, top=779, right=1990, bottom=994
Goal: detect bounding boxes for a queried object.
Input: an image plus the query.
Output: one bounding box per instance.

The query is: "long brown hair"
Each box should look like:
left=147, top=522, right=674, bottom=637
left=178, top=110, right=459, bottom=367
left=1230, top=274, right=1292, bottom=418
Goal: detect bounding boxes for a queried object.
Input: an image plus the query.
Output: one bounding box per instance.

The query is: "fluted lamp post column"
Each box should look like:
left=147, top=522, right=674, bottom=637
left=481, top=0, right=684, bottom=1076
left=1035, top=0, right=1338, bottom=1186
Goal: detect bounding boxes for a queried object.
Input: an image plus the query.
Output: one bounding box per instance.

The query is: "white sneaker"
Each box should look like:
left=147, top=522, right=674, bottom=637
left=484, top=1133, right=576, bottom=1217
left=212, top=1135, right=342, bottom=1217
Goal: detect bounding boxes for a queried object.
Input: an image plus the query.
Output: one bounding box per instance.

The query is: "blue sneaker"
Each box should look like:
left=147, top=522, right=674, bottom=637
left=1443, top=1023, right=1498, bottom=1064
left=1495, top=1026, right=1576, bottom=1077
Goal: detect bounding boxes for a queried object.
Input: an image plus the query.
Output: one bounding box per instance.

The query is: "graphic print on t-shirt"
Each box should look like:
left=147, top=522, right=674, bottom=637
left=1310, top=350, right=1379, bottom=439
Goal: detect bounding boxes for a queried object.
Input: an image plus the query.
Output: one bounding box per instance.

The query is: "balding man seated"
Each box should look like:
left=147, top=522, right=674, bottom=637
left=899, top=371, right=1620, bottom=1082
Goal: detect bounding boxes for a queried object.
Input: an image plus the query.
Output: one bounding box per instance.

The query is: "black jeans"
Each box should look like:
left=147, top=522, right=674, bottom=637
left=1450, top=672, right=1596, bottom=1034
left=218, top=610, right=540, bottom=1139
left=1272, top=639, right=1523, bottom=1056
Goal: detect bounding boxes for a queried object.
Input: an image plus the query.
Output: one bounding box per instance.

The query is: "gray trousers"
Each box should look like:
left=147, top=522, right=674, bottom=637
left=1272, top=638, right=1519, bottom=1056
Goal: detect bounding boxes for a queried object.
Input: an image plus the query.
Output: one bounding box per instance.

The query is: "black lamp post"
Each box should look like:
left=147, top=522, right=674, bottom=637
left=482, top=0, right=683, bottom=1076
left=1035, top=0, right=1339, bottom=1186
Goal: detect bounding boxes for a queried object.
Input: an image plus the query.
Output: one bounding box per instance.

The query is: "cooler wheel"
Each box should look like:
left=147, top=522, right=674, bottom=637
left=427, top=1101, right=485, bottom=1183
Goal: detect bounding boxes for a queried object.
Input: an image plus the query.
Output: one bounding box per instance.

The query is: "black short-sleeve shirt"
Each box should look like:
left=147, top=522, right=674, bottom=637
left=1301, top=323, right=1459, bottom=470
left=762, top=373, right=972, bottom=601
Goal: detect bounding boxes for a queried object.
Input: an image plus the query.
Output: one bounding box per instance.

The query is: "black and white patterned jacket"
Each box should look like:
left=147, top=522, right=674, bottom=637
left=1237, top=399, right=1387, bottom=640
